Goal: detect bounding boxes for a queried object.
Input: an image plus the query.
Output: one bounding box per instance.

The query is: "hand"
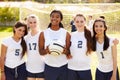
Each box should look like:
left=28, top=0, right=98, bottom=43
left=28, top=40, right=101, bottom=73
left=45, top=46, right=50, bottom=54
left=113, top=38, right=119, bottom=45
left=62, top=47, right=69, bottom=55
left=66, top=54, right=72, bottom=59
left=110, top=75, right=116, bottom=80
left=1, top=72, right=5, bottom=80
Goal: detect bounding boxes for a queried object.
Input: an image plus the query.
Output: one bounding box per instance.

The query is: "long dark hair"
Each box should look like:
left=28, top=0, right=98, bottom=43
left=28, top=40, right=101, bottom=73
left=14, top=21, right=28, bottom=57
left=84, top=27, right=93, bottom=55
left=48, top=10, right=64, bottom=28
left=92, top=19, right=109, bottom=51
left=74, top=14, right=93, bottom=55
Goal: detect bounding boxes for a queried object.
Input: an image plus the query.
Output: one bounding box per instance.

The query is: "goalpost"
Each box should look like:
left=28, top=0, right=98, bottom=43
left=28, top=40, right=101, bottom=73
left=19, top=6, right=50, bottom=30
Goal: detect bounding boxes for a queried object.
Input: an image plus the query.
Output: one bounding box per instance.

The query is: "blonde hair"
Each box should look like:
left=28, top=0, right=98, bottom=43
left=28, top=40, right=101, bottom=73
left=27, top=14, right=39, bottom=23
left=27, top=14, right=40, bottom=30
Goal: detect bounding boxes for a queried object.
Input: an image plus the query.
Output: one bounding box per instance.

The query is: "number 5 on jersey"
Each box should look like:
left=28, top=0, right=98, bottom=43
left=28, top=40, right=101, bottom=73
left=15, top=49, right=20, bottom=56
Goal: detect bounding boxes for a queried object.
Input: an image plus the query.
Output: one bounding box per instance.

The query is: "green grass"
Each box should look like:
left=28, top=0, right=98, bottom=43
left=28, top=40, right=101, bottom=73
left=0, top=32, right=120, bottom=80
left=0, top=26, right=13, bottom=32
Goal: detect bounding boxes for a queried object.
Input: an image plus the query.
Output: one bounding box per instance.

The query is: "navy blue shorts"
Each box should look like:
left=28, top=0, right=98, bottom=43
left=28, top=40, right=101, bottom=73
left=44, top=64, right=68, bottom=80
left=68, top=69, right=92, bottom=80
left=27, top=71, right=44, bottom=78
left=5, top=63, right=27, bottom=80
left=95, top=68, right=119, bottom=80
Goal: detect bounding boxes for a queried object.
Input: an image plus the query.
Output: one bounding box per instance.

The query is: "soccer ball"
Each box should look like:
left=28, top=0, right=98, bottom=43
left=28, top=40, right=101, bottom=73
left=49, top=41, right=64, bottom=56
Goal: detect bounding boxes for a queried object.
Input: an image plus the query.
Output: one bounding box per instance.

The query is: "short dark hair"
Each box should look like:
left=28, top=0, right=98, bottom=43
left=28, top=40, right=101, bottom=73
left=99, top=16, right=105, bottom=19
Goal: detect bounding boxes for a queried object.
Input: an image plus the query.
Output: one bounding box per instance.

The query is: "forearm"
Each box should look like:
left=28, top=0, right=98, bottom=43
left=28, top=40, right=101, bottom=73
left=112, top=57, right=117, bottom=76
left=0, top=57, right=5, bottom=72
left=39, top=49, right=48, bottom=55
left=112, top=45, right=117, bottom=76
left=65, top=32, right=71, bottom=55
left=0, top=45, right=6, bottom=73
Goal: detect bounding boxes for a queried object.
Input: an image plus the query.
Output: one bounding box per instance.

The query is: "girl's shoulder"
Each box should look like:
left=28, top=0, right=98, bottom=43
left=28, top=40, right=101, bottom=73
left=2, top=36, right=12, bottom=46
left=43, top=28, right=50, bottom=33
left=60, top=28, right=66, bottom=31
left=24, top=32, right=31, bottom=40
left=59, top=28, right=68, bottom=33
left=2, top=36, right=12, bottom=42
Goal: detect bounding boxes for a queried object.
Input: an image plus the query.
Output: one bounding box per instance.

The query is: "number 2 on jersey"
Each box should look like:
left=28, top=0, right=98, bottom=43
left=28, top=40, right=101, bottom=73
left=78, top=41, right=83, bottom=48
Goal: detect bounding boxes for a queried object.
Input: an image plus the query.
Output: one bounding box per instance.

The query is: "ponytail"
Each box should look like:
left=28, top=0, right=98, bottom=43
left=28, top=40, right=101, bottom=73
left=84, top=27, right=93, bottom=55
left=21, top=37, right=27, bottom=58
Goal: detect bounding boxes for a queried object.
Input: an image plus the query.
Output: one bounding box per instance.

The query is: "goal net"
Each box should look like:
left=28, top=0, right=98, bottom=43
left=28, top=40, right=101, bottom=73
left=19, top=2, right=120, bottom=33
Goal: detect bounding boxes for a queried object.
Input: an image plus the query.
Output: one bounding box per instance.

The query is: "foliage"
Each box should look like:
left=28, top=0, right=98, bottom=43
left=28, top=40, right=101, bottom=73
left=0, top=7, right=19, bottom=23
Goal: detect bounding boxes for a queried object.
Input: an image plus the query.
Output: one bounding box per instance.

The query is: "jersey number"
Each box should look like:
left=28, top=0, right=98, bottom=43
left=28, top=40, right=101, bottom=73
left=100, top=52, right=104, bottom=59
left=29, top=43, right=37, bottom=50
left=78, top=41, right=83, bottom=48
left=15, top=49, right=20, bottom=56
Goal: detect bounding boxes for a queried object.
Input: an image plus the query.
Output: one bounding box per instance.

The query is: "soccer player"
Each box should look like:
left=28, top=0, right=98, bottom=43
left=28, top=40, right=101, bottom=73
left=25, top=14, right=45, bottom=80
left=68, top=14, right=93, bottom=80
left=39, top=10, right=71, bottom=80
left=92, top=18, right=119, bottom=80
left=0, top=21, right=28, bottom=80
left=70, top=15, right=76, bottom=32
left=87, top=15, right=94, bottom=32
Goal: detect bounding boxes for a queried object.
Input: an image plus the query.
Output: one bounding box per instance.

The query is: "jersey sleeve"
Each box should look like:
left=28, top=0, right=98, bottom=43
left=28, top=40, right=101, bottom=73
left=2, top=38, right=10, bottom=47
left=110, top=37, right=115, bottom=46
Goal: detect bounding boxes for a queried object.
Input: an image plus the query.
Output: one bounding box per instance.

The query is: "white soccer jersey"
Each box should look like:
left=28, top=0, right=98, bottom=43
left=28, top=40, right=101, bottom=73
left=25, top=31, right=45, bottom=73
left=2, top=37, right=25, bottom=68
left=44, top=28, right=67, bottom=67
left=96, top=38, right=114, bottom=72
left=68, top=31, right=91, bottom=70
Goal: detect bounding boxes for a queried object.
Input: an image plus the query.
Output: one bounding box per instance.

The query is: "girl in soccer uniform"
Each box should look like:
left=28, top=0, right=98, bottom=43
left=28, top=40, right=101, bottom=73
left=68, top=14, right=93, bottom=80
left=39, top=10, right=71, bottom=80
left=92, top=19, right=119, bottom=80
left=0, top=21, right=28, bottom=80
left=25, top=14, right=45, bottom=80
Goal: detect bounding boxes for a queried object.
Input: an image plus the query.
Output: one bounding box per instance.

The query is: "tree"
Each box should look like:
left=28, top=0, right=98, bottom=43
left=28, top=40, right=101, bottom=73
left=0, top=7, right=19, bottom=26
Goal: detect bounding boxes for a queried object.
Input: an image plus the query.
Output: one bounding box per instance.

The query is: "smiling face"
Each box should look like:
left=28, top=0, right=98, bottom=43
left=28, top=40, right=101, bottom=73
left=74, top=14, right=86, bottom=32
left=27, top=16, right=38, bottom=30
left=14, top=26, right=26, bottom=38
left=13, top=22, right=27, bottom=39
left=94, top=21, right=105, bottom=35
left=93, top=19, right=107, bottom=36
left=50, top=12, right=61, bottom=27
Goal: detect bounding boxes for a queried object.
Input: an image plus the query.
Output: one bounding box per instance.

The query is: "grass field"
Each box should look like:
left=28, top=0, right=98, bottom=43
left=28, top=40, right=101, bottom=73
left=0, top=32, right=120, bottom=80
